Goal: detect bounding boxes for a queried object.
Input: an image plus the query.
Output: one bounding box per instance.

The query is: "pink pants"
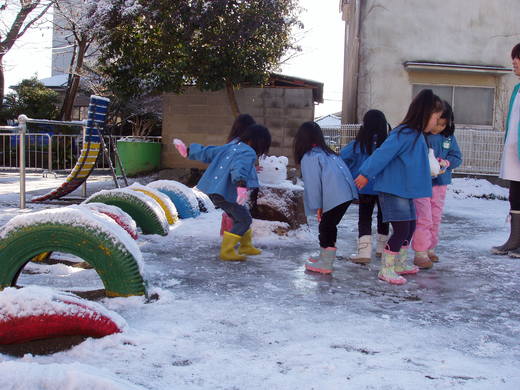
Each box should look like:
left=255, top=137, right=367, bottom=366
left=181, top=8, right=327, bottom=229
left=412, top=185, right=448, bottom=252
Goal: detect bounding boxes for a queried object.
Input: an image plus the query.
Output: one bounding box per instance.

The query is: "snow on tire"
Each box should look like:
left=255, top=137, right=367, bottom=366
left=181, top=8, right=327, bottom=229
left=85, top=189, right=169, bottom=236
left=0, top=207, right=146, bottom=297
left=147, top=180, right=200, bottom=219
left=128, top=183, right=178, bottom=225
left=81, top=202, right=138, bottom=239
left=0, top=285, right=127, bottom=344
left=192, top=187, right=215, bottom=213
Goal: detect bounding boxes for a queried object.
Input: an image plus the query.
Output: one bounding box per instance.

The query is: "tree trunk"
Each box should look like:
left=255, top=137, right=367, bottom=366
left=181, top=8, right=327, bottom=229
left=0, top=55, right=5, bottom=105
left=60, top=40, right=88, bottom=121
left=225, top=79, right=240, bottom=118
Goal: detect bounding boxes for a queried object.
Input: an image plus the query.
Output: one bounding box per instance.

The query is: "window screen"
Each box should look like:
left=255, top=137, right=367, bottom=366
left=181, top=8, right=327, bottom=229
left=412, top=84, right=494, bottom=127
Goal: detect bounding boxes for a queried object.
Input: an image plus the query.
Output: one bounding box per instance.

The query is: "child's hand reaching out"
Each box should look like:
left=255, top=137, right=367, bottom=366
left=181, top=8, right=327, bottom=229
left=173, top=138, right=188, bottom=158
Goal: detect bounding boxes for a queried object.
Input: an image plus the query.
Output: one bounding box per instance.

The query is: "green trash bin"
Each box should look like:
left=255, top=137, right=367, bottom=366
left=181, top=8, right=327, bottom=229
left=116, top=140, right=162, bottom=176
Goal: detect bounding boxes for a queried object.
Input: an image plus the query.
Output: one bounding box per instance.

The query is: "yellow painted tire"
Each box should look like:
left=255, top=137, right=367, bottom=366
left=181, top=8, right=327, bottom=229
left=131, top=188, right=178, bottom=225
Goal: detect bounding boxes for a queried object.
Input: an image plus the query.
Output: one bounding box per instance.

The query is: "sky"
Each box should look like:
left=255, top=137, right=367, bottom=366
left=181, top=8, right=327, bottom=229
left=2, top=0, right=345, bottom=118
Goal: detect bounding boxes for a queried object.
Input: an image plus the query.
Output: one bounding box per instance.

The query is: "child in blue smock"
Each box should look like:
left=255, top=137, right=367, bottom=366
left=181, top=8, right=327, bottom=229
left=355, top=89, right=443, bottom=285
left=340, top=109, right=390, bottom=264
left=412, top=101, right=462, bottom=268
left=220, top=114, right=258, bottom=233
left=294, top=121, right=358, bottom=274
left=174, top=124, right=271, bottom=261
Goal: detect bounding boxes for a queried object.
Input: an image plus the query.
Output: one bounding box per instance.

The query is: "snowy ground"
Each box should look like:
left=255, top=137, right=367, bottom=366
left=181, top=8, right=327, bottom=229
left=0, top=172, right=519, bottom=389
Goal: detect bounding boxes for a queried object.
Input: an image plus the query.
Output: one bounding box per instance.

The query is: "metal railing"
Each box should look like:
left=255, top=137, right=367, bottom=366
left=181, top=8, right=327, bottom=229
left=321, top=125, right=504, bottom=176
left=0, top=133, right=161, bottom=172
left=1, top=115, right=162, bottom=209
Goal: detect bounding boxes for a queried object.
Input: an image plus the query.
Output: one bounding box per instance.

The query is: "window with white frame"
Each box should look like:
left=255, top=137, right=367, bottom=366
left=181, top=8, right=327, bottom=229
left=412, top=84, right=495, bottom=127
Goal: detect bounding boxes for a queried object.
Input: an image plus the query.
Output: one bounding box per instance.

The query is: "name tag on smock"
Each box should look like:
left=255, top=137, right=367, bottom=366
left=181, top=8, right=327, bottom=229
left=442, top=139, right=451, bottom=149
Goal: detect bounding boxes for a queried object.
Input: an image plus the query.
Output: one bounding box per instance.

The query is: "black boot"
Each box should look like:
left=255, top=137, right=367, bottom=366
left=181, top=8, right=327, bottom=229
left=492, top=211, right=520, bottom=255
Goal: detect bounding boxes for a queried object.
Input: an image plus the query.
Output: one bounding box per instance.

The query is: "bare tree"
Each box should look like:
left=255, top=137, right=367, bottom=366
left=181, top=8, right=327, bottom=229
left=0, top=0, right=53, bottom=103
left=53, top=0, right=99, bottom=120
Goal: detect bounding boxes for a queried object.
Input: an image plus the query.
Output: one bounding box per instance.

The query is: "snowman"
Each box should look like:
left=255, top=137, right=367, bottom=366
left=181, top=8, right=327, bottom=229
left=257, top=155, right=289, bottom=185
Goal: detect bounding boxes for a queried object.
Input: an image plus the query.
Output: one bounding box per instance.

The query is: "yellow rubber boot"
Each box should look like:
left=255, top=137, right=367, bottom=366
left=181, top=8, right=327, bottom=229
left=238, top=229, right=262, bottom=255
left=220, top=231, right=247, bottom=261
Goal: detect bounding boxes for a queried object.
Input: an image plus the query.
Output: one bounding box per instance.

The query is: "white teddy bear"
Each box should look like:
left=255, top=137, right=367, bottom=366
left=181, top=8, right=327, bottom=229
left=258, top=155, right=288, bottom=185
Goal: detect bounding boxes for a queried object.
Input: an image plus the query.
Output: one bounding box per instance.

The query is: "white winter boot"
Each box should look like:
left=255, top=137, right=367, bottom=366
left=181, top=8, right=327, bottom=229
left=350, top=235, right=372, bottom=264
left=375, top=234, right=389, bottom=258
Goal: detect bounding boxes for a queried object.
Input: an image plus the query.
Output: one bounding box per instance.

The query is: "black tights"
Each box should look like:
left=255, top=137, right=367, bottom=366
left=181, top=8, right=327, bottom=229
left=358, top=194, right=390, bottom=237
left=386, top=220, right=416, bottom=253
left=510, top=180, right=520, bottom=211
left=319, top=201, right=351, bottom=248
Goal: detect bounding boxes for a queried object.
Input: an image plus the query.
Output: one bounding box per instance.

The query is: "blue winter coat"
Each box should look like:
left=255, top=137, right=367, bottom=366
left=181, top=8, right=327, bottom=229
left=300, top=147, right=358, bottom=216
left=229, top=139, right=259, bottom=188
left=358, top=126, right=432, bottom=199
left=340, top=140, right=378, bottom=195
left=427, top=133, right=463, bottom=186
left=189, top=141, right=257, bottom=202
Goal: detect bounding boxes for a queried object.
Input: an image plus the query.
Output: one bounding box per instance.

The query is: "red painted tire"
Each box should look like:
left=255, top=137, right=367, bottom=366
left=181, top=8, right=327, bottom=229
left=0, top=287, right=126, bottom=345
left=81, top=203, right=138, bottom=239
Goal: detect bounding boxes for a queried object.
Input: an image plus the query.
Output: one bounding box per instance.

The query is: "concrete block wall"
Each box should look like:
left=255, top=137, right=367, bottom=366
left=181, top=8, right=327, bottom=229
left=162, top=87, right=315, bottom=170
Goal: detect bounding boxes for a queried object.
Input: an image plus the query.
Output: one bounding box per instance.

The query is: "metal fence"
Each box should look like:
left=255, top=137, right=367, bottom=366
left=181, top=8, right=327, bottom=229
left=321, top=125, right=504, bottom=176
left=0, top=132, right=162, bottom=172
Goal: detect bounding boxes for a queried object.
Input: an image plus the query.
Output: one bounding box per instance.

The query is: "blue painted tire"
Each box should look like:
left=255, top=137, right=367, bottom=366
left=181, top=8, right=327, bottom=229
left=147, top=181, right=200, bottom=219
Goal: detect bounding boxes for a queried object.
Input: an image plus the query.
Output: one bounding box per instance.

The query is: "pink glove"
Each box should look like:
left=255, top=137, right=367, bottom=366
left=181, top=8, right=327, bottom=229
left=236, top=187, right=248, bottom=205
left=173, top=138, right=187, bottom=158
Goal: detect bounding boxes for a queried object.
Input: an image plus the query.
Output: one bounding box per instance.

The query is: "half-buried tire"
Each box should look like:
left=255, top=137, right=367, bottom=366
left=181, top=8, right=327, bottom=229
left=128, top=183, right=178, bottom=225
left=147, top=180, right=200, bottom=219
left=85, top=189, right=169, bottom=236
left=0, top=207, right=146, bottom=297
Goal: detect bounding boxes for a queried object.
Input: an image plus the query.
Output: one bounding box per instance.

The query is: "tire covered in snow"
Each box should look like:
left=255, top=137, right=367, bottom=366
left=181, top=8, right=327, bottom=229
left=147, top=180, right=200, bottom=219
left=128, top=183, right=178, bottom=225
left=85, top=189, right=169, bottom=236
left=192, top=187, right=215, bottom=213
left=0, top=286, right=127, bottom=345
left=0, top=207, right=146, bottom=297
left=81, top=202, right=138, bottom=239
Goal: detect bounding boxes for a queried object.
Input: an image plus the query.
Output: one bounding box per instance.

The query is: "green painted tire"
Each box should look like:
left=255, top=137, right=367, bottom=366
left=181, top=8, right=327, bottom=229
left=0, top=223, right=146, bottom=297
left=85, top=190, right=168, bottom=236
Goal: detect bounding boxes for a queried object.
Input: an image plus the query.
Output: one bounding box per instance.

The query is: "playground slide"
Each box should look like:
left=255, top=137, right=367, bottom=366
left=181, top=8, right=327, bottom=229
left=31, top=96, right=110, bottom=203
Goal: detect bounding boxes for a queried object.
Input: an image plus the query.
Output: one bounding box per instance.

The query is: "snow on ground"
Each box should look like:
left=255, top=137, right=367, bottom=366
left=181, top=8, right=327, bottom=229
left=0, top=174, right=519, bottom=389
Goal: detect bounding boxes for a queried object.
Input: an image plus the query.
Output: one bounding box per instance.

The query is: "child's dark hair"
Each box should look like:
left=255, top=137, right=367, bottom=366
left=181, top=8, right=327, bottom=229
left=293, top=121, right=336, bottom=164
left=401, top=89, right=444, bottom=132
left=512, top=43, right=520, bottom=60
left=239, top=124, right=271, bottom=156
left=227, top=114, right=256, bottom=142
left=440, top=100, right=455, bottom=137
left=354, top=109, right=389, bottom=155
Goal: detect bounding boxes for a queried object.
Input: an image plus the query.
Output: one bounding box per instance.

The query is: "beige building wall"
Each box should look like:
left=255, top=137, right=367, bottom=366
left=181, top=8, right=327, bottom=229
left=344, top=0, right=520, bottom=129
left=162, top=87, right=315, bottom=169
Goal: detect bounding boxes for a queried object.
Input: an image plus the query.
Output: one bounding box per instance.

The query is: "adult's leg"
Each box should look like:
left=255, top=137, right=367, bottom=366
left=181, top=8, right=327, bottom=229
left=492, top=180, right=520, bottom=254
left=510, top=180, right=520, bottom=211
left=319, top=201, right=351, bottom=248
